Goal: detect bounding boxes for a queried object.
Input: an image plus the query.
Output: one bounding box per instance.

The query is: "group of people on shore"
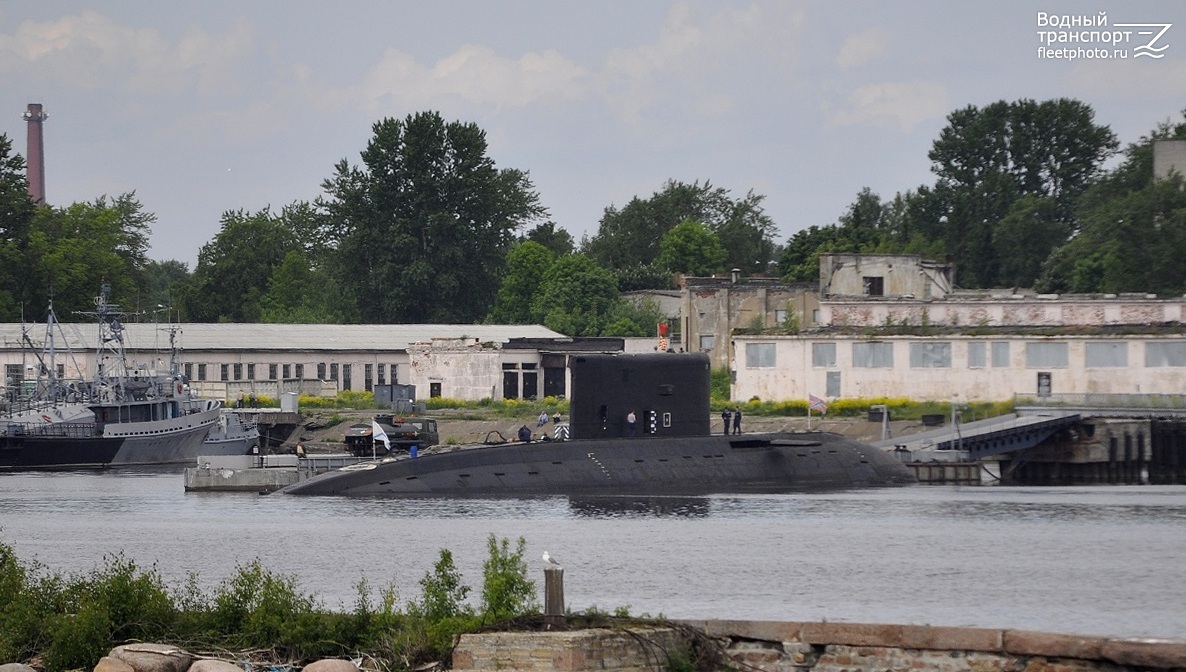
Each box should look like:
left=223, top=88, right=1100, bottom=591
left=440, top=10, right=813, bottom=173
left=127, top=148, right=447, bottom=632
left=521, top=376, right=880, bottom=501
left=518, top=411, right=564, bottom=441
left=721, top=408, right=743, bottom=435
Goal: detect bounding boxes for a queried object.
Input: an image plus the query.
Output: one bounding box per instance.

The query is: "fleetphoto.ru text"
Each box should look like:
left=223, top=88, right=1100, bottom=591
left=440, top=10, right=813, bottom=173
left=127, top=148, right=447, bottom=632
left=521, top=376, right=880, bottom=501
left=1036, top=11, right=1171, bottom=61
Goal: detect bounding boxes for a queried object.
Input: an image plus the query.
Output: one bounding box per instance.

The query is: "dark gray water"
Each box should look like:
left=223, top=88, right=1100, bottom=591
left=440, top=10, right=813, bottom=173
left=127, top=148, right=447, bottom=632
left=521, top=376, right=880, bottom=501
left=1, top=472, right=1184, bottom=640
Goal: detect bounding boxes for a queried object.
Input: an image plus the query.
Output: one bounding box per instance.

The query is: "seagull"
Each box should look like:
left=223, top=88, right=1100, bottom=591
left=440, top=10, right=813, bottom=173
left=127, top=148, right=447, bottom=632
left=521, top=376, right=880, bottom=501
left=542, top=551, right=562, bottom=567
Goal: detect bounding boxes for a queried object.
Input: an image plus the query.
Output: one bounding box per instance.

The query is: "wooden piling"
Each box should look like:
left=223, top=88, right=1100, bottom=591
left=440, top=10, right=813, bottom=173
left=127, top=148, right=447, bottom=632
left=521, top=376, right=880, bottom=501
left=544, top=567, right=565, bottom=629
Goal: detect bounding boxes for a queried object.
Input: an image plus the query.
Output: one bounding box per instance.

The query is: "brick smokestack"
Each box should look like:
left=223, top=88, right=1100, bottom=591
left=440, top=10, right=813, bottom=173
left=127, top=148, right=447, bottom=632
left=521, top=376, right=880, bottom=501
left=22, top=103, right=47, bottom=205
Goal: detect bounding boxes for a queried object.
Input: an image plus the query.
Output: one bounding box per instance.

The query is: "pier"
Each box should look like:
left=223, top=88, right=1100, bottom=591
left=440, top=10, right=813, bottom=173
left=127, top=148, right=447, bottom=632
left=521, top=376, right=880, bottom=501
left=875, top=394, right=1186, bottom=485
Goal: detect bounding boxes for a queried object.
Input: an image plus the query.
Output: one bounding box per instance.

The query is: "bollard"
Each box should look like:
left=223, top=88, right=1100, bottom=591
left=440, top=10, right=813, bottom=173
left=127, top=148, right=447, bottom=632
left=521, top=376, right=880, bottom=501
left=544, top=566, right=565, bottom=629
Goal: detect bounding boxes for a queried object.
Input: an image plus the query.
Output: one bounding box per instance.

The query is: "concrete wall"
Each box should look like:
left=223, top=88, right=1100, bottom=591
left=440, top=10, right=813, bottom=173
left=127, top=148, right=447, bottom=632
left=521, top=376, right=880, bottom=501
left=820, top=253, right=953, bottom=299
left=453, top=628, right=683, bottom=672
left=824, top=295, right=1185, bottom=329
left=681, top=279, right=818, bottom=370
left=1154, top=139, right=1186, bottom=180
left=453, top=621, right=1186, bottom=672
left=732, top=333, right=1186, bottom=402
left=407, top=339, right=517, bottom=401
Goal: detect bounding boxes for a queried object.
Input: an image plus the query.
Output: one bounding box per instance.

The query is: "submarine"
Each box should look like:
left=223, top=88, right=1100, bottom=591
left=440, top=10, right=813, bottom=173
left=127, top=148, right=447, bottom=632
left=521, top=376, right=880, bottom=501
left=279, top=352, right=915, bottom=497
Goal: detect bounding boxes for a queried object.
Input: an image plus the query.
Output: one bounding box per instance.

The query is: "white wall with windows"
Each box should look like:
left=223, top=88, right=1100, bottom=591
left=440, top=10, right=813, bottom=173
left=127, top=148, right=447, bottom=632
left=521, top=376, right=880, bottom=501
left=733, top=334, right=1186, bottom=402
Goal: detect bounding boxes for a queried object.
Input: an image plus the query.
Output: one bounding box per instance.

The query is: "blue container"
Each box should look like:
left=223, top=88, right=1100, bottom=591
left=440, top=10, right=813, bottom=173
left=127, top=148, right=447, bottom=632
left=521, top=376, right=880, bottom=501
left=410, top=445, right=418, bottom=458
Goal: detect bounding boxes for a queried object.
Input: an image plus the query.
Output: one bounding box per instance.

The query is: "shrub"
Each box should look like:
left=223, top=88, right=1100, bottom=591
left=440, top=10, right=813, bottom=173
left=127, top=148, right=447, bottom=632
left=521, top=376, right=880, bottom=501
left=43, top=554, right=176, bottom=672
left=412, top=549, right=471, bottom=622
left=480, top=535, right=537, bottom=623
left=207, top=560, right=324, bottom=658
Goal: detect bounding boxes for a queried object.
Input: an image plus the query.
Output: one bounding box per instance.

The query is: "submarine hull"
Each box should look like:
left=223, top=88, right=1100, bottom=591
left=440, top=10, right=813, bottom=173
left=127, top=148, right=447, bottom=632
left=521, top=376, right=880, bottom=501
left=279, top=431, right=916, bottom=497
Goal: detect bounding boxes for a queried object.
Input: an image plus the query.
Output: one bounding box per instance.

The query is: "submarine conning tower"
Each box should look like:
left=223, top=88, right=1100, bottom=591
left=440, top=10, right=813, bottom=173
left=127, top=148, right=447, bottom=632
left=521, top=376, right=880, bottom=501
left=568, top=352, right=712, bottom=440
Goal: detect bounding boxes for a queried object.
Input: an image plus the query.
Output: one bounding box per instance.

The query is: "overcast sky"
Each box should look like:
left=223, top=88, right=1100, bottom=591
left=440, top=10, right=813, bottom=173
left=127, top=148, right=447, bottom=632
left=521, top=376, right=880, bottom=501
left=2, top=1, right=1183, bottom=267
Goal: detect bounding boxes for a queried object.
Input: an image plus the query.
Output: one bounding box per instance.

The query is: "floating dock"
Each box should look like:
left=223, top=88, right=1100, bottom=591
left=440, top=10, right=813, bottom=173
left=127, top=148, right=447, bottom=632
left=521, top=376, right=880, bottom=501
left=183, top=453, right=366, bottom=493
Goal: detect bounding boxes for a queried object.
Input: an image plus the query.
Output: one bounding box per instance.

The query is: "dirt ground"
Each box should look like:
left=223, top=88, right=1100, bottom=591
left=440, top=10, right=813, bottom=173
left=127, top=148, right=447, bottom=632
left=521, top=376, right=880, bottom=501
left=295, top=408, right=928, bottom=452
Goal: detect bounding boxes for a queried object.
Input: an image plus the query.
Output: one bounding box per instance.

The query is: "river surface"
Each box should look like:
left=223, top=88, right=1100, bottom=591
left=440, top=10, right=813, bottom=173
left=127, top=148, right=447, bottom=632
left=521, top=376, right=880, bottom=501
left=0, top=472, right=1184, bottom=640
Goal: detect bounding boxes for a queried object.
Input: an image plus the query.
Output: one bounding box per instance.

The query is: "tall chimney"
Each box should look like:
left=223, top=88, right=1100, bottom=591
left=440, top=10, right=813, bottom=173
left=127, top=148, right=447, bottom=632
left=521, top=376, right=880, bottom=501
left=22, top=103, right=47, bottom=204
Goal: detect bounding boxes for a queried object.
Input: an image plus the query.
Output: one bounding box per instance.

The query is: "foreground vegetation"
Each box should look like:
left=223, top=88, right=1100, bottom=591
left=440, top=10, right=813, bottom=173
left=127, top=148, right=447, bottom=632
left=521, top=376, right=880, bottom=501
left=0, top=534, right=561, bottom=672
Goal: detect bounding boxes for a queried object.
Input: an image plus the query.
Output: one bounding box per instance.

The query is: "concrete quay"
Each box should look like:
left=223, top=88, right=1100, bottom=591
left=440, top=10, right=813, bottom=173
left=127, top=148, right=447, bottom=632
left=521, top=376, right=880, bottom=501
left=453, top=620, right=1186, bottom=672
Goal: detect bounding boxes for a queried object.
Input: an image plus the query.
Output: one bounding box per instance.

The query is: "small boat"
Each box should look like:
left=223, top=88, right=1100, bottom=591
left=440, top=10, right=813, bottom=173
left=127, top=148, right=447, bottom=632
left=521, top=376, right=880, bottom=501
left=202, top=410, right=261, bottom=456
left=0, top=286, right=244, bottom=470
left=280, top=353, right=916, bottom=497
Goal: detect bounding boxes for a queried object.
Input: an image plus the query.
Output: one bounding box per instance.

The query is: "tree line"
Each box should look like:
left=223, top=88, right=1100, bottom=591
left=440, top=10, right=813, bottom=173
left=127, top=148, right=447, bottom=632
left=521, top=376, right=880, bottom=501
left=2, top=102, right=1185, bottom=334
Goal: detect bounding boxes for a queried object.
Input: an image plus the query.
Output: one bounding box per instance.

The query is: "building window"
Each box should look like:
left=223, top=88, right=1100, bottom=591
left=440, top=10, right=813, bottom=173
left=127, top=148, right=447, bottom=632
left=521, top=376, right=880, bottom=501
left=282, top=364, right=291, bottom=379
left=198, top=363, right=207, bottom=381
left=745, top=343, right=776, bottom=368
left=233, top=363, right=243, bottom=380
left=1146, top=342, right=1186, bottom=367
left=862, top=276, right=884, bottom=296
left=269, top=364, right=277, bottom=380
left=826, top=371, right=841, bottom=397
left=811, top=309, right=820, bottom=324
left=853, top=342, right=893, bottom=368
left=317, top=363, right=326, bottom=379
left=699, top=335, right=716, bottom=351
left=775, top=309, right=788, bottom=325
left=377, top=364, right=386, bottom=385
left=295, top=364, right=304, bottom=379
left=330, top=363, right=338, bottom=381
left=991, top=342, right=1010, bottom=368
left=910, top=342, right=951, bottom=368
left=220, top=364, right=229, bottom=381
left=4, top=363, right=21, bottom=384
left=184, top=362, right=193, bottom=379
left=365, top=364, right=373, bottom=392
left=1086, top=341, right=1128, bottom=367
left=1026, top=342, right=1069, bottom=368
left=968, top=342, right=986, bottom=368
left=812, top=342, right=837, bottom=367
left=247, top=363, right=256, bottom=379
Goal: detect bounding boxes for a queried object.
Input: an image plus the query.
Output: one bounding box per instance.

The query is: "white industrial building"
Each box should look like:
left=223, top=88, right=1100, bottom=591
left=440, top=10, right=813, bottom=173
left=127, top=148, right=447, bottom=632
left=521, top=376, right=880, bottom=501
left=0, top=321, right=632, bottom=403
left=730, top=253, right=1186, bottom=403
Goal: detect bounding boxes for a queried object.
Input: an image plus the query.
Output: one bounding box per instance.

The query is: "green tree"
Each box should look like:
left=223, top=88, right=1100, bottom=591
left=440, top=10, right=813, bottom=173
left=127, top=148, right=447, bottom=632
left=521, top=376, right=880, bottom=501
left=259, top=249, right=343, bottom=323
left=991, top=195, right=1064, bottom=288
left=0, top=134, right=37, bottom=320
left=601, top=296, right=668, bottom=338
left=23, top=197, right=149, bottom=317
left=584, top=180, right=777, bottom=276
left=1036, top=112, right=1186, bottom=294
left=612, top=263, right=677, bottom=291
left=488, top=241, right=555, bottom=323
left=479, top=535, right=537, bottom=622
left=522, top=221, right=574, bottom=257
left=415, top=549, right=472, bottom=621
left=656, top=219, right=727, bottom=276
left=323, top=111, right=546, bottom=323
left=534, top=254, right=620, bottom=336
left=928, top=98, right=1118, bottom=287
left=182, top=208, right=298, bottom=322
left=140, top=259, right=190, bottom=317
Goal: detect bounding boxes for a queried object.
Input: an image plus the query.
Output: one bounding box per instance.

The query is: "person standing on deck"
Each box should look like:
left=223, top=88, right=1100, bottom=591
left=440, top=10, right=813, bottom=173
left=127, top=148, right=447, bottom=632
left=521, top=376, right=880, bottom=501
left=721, top=409, right=732, bottom=435
left=732, top=408, right=742, bottom=435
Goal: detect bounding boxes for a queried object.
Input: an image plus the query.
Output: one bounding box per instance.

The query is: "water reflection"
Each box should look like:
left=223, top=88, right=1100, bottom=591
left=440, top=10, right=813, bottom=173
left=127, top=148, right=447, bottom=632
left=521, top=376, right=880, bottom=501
left=567, top=496, right=711, bottom=518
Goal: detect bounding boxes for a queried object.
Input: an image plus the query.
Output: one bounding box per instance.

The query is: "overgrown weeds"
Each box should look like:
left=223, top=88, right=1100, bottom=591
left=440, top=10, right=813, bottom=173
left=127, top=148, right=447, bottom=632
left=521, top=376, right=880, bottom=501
left=0, top=533, right=547, bottom=672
